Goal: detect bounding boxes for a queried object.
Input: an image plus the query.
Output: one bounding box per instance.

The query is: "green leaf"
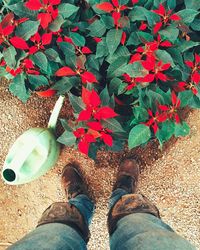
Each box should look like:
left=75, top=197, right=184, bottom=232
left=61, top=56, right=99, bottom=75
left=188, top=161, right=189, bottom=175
left=9, top=74, right=30, bottom=103
left=31, top=52, right=48, bottom=74
left=28, top=75, right=49, bottom=90
left=88, top=19, right=106, bottom=37
left=107, top=56, right=128, bottom=78
left=188, top=95, right=200, bottom=108
left=155, top=49, right=175, bottom=67
left=58, top=3, right=79, bottom=18
left=184, top=0, right=200, bottom=10
left=177, top=9, right=199, bottom=24
left=15, top=20, right=40, bottom=40
left=49, top=15, right=65, bottom=32
left=70, top=32, right=85, bottom=47
left=159, top=26, right=179, bottom=43
left=146, top=89, right=165, bottom=109
left=45, top=48, right=61, bottom=63
left=8, top=2, right=37, bottom=19
left=86, top=54, right=100, bottom=71
left=137, top=31, right=154, bottom=42
left=59, top=42, right=76, bottom=67
left=109, top=78, right=123, bottom=94
left=57, top=131, right=76, bottom=146
left=100, top=86, right=110, bottom=106
left=177, top=41, right=200, bottom=53
left=167, top=0, right=176, bottom=9
left=132, top=106, right=149, bottom=122
left=106, top=29, right=123, bottom=55
left=101, top=118, right=125, bottom=133
left=128, top=6, right=146, bottom=22
left=156, top=120, right=175, bottom=144
left=167, top=48, right=184, bottom=67
left=178, top=90, right=193, bottom=108
left=174, top=122, right=190, bottom=137
left=191, top=19, right=200, bottom=31
left=96, top=39, right=108, bottom=59
left=69, top=93, right=85, bottom=113
left=106, top=46, right=130, bottom=64
left=128, top=124, right=151, bottom=149
left=3, top=46, right=16, bottom=68
left=52, top=77, right=75, bottom=95
left=119, top=62, right=147, bottom=77
left=60, top=119, right=73, bottom=132
left=126, top=31, right=141, bottom=46
left=88, top=143, right=98, bottom=160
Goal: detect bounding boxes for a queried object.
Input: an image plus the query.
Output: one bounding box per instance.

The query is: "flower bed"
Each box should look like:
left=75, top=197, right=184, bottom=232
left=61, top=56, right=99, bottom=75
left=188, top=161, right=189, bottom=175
left=0, top=0, right=199, bottom=159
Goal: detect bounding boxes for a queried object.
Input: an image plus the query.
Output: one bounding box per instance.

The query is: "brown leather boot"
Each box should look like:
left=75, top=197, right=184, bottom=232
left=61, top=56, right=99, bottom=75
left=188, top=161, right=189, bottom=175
left=113, top=158, right=139, bottom=193
left=108, top=158, right=160, bottom=235
left=37, top=162, right=91, bottom=243
left=61, top=162, right=90, bottom=200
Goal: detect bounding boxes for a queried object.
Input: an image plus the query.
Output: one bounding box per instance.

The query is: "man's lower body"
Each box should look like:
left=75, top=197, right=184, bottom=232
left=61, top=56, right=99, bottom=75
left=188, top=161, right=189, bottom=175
left=8, top=160, right=195, bottom=250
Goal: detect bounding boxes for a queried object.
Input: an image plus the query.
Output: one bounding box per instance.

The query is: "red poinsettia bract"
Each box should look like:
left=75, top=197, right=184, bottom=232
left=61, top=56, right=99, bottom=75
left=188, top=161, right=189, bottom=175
left=145, top=109, right=167, bottom=134
left=6, top=59, right=39, bottom=76
left=123, top=73, right=143, bottom=90
left=78, top=87, right=118, bottom=121
left=73, top=128, right=96, bottom=155
left=142, top=56, right=171, bottom=82
left=29, top=32, right=52, bottom=54
left=177, top=54, right=200, bottom=95
left=130, top=35, right=172, bottom=64
left=25, top=0, right=60, bottom=29
left=96, top=0, right=128, bottom=27
left=55, top=66, right=98, bottom=84
left=153, top=4, right=181, bottom=34
left=159, top=91, right=181, bottom=123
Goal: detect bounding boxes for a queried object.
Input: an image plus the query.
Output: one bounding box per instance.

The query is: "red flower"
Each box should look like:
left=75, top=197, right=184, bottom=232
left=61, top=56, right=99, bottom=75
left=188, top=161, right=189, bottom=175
left=145, top=109, right=167, bottom=134
left=93, top=37, right=102, bottom=43
left=36, top=89, right=56, bottom=97
left=158, top=91, right=181, bottom=123
left=6, top=59, right=39, bottom=76
left=73, top=128, right=96, bottom=155
left=87, top=122, right=113, bottom=146
left=0, top=14, right=15, bottom=45
left=142, top=56, right=171, bottom=82
left=122, top=73, right=143, bottom=90
left=139, top=21, right=147, bottom=31
left=96, top=0, right=128, bottom=27
left=152, top=4, right=181, bottom=33
left=121, top=31, right=126, bottom=45
left=130, top=35, right=172, bottom=64
left=25, top=0, right=60, bottom=29
left=10, top=36, right=29, bottom=50
left=29, top=32, right=52, bottom=54
left=55, top=66, right=98, bottom=84
left=185, top=53, right=200, bottom=84
left=77, top=87, right=118, bottom=121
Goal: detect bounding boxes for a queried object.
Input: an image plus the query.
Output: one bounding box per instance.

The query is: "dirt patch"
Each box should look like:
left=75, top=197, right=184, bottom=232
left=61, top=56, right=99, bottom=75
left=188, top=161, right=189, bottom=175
left=0, top=79, right=199, bottom=249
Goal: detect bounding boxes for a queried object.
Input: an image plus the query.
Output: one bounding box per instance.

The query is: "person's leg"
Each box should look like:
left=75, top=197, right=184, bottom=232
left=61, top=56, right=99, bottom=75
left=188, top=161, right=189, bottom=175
left=108, top=159, right=195, bottom=250
left=8, top=162, right=95, bottom=250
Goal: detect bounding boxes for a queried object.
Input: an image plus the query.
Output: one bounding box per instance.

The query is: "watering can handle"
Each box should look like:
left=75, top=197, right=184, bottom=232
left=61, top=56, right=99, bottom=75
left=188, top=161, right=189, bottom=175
left=9, top=142, right=36, bottom=173
left=48, top=95, right=65, bottom=132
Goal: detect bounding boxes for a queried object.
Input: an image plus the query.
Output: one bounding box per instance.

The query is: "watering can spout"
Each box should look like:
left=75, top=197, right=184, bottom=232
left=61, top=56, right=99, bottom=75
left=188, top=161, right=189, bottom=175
left=2, top=142, right=36, bottom=183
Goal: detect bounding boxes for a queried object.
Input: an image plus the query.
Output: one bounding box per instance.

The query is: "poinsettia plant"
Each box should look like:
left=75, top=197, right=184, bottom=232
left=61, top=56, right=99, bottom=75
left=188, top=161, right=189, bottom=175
left=0, top=0, right=200, bottom=159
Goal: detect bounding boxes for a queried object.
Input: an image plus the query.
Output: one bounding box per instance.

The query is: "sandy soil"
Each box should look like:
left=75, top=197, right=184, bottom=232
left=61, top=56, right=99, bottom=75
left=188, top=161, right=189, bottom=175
left=0, top=78, right=199, bottom=249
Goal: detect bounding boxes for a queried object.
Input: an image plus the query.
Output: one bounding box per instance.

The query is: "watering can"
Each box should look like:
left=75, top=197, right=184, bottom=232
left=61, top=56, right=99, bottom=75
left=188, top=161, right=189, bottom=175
left=2, top=95, right=65, bottom=185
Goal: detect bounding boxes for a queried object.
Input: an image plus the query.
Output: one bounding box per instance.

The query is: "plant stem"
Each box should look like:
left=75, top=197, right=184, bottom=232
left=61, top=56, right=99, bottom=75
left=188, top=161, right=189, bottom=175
left=48, top=95, right=65, bottom=132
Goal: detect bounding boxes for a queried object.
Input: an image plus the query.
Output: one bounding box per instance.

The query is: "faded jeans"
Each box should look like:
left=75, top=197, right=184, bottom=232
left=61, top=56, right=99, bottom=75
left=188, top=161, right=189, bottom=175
left=8, top=189, right=195, bottom=250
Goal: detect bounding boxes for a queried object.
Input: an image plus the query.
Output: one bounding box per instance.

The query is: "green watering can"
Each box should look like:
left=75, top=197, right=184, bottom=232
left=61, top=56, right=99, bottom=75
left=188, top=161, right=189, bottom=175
left=2, top=95, right=65, bottom=185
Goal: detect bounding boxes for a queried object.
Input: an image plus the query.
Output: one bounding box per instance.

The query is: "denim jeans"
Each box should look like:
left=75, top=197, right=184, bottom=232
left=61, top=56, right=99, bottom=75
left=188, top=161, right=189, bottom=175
left=8, top=189, right=195, bottom=250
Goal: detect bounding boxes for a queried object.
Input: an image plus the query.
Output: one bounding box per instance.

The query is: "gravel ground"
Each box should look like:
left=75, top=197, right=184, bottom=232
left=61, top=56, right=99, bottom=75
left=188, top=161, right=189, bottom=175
left=0, top=78, right=199, bottom=249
